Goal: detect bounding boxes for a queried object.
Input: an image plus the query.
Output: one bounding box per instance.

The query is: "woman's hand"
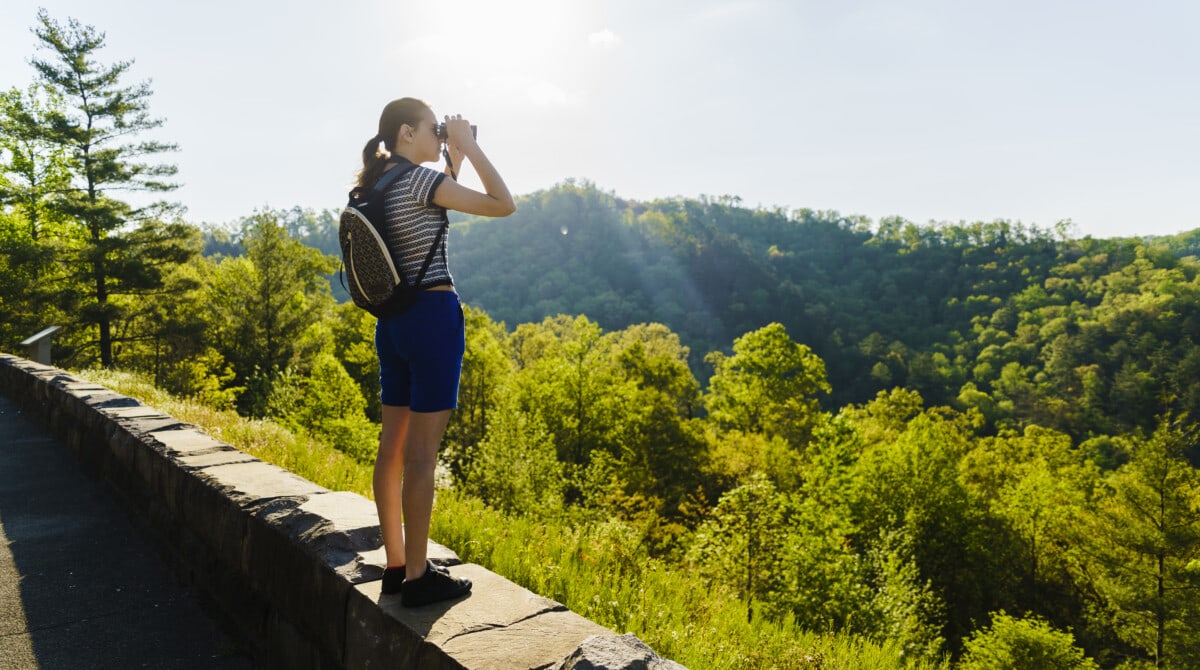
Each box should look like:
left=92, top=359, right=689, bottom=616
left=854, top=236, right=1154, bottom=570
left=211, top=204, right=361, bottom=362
left=432, top=112, right=515, bottom=217
left=445, top=142, right=465, bottom=169
left=444, top=114, right=477, bottom=155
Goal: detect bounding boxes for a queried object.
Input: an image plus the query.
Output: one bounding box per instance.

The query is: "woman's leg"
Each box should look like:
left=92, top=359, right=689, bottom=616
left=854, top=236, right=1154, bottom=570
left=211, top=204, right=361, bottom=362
left=374, top=404, right=410, bottom=568
left=402, top=408, right=452, bottom=581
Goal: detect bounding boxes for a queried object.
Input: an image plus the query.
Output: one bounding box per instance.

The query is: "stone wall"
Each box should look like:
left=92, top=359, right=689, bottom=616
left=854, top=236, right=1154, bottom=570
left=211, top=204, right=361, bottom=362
left=0, top=355, right=684, bottom=670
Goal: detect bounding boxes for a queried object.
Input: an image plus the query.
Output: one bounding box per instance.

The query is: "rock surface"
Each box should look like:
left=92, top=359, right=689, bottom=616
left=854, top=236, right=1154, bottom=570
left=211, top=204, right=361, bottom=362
left=554, top=633, right=688, bottom=670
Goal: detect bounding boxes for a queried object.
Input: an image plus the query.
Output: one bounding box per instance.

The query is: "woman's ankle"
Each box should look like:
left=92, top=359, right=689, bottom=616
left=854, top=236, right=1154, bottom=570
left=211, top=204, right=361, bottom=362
left=405, top=561, right=429, bottom=582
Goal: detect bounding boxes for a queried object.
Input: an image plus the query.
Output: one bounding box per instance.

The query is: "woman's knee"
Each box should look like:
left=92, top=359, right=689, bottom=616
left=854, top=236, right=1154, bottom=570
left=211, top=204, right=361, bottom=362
left=402, top=448, right=439, bottom=472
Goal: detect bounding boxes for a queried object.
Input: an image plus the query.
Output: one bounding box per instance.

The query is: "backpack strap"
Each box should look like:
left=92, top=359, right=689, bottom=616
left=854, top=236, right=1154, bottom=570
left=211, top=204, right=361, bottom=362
left=368, top=160, right=419, bottom=199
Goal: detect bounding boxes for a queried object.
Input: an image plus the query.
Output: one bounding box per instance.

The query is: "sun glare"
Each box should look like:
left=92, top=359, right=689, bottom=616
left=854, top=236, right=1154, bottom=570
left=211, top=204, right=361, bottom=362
left=389, top=0, right=598, bottom=107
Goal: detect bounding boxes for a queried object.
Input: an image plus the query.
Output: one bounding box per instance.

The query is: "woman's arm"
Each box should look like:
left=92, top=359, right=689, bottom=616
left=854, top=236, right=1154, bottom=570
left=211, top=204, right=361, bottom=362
left=432, top=116, right=516, bottom=218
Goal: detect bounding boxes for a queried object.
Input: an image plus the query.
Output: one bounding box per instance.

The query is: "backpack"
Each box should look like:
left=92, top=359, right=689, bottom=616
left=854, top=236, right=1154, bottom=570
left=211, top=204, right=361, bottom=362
left=338, top=162, right=449, bottom=318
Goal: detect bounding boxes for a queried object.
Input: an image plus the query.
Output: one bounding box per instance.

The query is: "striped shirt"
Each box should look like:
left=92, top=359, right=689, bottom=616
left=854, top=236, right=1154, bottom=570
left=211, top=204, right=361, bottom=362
left=381, top=164, right=452, bottom=289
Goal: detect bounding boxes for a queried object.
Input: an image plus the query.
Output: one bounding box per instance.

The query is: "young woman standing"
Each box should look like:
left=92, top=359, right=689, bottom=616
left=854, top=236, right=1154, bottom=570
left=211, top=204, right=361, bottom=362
left=356, top=97, right=514, bottom=607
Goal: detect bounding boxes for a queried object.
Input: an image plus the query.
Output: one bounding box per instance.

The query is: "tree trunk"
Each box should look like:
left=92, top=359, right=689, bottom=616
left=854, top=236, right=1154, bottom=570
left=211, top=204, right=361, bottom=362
left=1156, top=552, right=1164, bottom=668
left=746, top=503, right=755, bottom=623
left=94, top=241, right=112, bottom=368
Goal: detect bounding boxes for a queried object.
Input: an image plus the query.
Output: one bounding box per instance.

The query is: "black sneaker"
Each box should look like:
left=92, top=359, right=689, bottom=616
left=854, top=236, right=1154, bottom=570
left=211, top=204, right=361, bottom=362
left=381, top=562, right=450, bottom=595
left=400, top=562, right=472, bottom=607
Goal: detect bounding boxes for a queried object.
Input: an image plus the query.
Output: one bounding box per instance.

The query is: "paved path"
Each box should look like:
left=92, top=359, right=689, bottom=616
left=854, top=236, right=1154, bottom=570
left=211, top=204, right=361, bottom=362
left=0, top=394, right=255, bottom=669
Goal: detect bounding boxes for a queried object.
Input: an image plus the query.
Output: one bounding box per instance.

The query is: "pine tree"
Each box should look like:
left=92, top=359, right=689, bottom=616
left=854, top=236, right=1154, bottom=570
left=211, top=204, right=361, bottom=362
left=27, top=9, right=185, bottom=367
left=1082, top=415, right=1200, bottom=668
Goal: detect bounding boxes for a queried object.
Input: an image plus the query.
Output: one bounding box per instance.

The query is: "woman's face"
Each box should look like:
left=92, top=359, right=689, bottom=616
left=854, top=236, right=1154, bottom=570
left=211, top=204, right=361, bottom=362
left=405, top=108, right=441, bottom=163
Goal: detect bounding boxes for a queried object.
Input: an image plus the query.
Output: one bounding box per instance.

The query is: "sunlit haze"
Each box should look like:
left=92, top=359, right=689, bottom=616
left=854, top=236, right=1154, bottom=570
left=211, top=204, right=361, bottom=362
left=2, top=0, right=1197, bottom=238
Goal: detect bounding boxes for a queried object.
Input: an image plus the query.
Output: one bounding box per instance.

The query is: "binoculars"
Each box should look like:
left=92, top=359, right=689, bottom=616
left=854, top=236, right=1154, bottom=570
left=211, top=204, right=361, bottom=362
left=435, top=123, right=477, bottom=141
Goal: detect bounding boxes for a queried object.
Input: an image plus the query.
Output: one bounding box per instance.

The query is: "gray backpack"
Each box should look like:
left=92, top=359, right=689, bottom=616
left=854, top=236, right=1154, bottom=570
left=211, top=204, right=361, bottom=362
left=338, top=161, right=447, bottom=317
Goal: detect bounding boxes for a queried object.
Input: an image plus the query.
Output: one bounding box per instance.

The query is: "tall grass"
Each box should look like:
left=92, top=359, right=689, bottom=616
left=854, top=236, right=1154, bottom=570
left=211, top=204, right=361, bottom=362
left=79, top=368, right=373, bottom=496
left=79, top=368, right=945, bottom=670
left=430, top=491, right=945, bottom=670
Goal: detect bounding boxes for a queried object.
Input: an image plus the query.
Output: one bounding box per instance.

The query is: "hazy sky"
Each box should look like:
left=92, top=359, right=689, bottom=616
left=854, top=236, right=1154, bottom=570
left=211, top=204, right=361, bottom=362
left=2, top=0, right=1197, bottom=238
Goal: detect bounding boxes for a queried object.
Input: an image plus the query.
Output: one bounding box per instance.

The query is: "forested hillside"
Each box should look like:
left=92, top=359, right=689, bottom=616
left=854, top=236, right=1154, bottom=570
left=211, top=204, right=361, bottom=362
left=4, top=11, right=1200, bottom=668
left=457, top=181, right=1200, bottom=446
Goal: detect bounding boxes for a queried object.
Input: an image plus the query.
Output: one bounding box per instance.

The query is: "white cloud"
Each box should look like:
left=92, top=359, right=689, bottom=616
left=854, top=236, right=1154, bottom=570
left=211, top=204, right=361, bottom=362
left=588, top=29, right=622, bottom=48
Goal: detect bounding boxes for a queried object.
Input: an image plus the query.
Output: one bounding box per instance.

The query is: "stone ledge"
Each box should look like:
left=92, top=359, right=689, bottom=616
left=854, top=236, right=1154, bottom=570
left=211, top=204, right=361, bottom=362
left=0, top=354, right=685, bottom=669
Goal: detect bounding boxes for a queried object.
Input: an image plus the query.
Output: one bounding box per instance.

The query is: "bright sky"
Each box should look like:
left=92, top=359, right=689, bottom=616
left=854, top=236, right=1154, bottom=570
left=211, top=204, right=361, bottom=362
left=2, top=0, right=1198, bottom=239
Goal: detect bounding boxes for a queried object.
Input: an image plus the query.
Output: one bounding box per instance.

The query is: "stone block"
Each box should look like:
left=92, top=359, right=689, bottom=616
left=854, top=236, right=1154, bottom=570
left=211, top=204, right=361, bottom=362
left=149, top=427, right=233, bottom=457
left=197, top=460, right=329, bottom=506
left=134, top=431, right=214, bottom=520
left=243, top=497, right=350, bottom=661
left=445, top=610, right=616, bottom=670
left=104, top=422, right=144, bottom=475
left=102, top=405, right=171, bottom=421
left=178, top=448, right=258, bottom=470
left=87, top=393, right=141, bottom=409
left=344, top=582, right=444, bottom=670
left=177, top=469, right=256, bottom=570
left=292, top=492, right=392, bottom=583
left=264, top=605, right=340, bottom=670
left=120, top=416, right=195, bottom=435
left=61, top=381, right=108, bottom=393
left=553, top=633, right=688, bottom=670
left=349, top=564, right=611, bottom=670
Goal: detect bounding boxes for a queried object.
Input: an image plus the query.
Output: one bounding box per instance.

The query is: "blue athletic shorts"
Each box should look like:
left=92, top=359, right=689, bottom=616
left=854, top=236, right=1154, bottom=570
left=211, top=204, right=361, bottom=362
left=375, top=291, right=465, bottom=412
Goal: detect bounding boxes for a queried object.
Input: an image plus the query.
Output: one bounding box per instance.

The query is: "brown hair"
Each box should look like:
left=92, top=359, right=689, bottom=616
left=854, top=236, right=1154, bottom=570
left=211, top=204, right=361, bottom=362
left=355, top=97, right=432, bottom=190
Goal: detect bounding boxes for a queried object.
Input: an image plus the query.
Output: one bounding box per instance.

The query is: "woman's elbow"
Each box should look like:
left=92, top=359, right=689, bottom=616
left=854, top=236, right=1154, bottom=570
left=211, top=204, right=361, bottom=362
left=490, top=198, right=516, bottom=217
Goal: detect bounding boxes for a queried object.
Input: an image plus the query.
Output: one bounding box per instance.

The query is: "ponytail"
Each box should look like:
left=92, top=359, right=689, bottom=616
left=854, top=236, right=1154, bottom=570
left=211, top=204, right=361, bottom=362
left=353, top=98, right=432, bottom=190
left=355, top=134, right=389, bottom=192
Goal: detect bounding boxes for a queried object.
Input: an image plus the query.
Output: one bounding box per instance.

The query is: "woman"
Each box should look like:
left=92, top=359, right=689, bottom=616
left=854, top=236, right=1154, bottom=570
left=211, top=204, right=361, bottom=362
left=358, top=97, right=514, bottom=607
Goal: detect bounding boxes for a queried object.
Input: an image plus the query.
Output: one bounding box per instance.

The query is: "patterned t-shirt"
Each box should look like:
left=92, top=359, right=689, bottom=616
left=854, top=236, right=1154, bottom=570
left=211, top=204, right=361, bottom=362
left=381, top=163, right=452, bottom=288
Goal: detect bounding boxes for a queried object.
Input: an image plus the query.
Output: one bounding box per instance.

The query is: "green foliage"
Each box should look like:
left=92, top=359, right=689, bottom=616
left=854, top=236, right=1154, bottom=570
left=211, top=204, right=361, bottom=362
left=463, top=393, right=562, bottom=513
left=866, top=529, right=946, bottom=663
left=0, top=83, right=71, bottom=236
left=851, top=410, right=1003, bottom=648
left=203, top=211, right=338, bottom=414
left=1079, top=416, right=1200, bottom=668
left=960, top=425, right=1099, bottom=629
left=959, top=612, right=1098, bottom=670
left=705, top=427, right=804, bottom=493
left=432, top=490, right=947, bottom=670
left=705, top=322, right=831, bottom=450
left=442, top=303, right=512, bottom=476
left=266, top=352, right=378, bottom=462
left=443, top=182, right=1200, bottom=452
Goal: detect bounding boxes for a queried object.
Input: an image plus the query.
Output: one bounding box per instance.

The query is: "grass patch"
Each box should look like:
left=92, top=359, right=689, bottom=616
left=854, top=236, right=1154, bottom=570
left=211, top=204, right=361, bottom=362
left=79, top=368, right=373, bottom=497
left=431, top=490, right=946, bottom=670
